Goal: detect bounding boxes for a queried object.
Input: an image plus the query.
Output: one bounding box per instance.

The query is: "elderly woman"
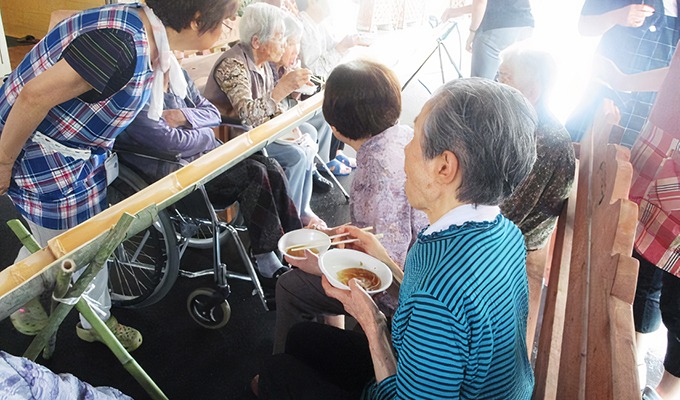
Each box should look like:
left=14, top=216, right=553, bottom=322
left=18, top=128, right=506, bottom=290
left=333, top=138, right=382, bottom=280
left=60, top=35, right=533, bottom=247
left=497, top=46, right=575, bottom=347
left=204, top=3, right=325, bottom=228
left=254, top=78, right=537, bottom=399
left=0, top=0, right=239, bottom=352
left=271, top=12, right=334, bottom=193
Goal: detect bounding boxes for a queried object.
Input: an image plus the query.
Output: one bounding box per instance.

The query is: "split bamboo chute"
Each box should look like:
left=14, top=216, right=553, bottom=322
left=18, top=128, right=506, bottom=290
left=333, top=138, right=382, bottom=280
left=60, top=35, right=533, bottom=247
left=0, top=93, right=325, bottom=321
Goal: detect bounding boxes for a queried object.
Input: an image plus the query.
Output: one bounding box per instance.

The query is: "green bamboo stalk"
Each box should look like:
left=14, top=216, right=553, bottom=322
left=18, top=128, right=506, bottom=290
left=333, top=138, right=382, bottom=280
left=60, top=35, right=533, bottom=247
left=42, top=259, right=75, bottom=360
left=23, top=212, right=135, bottom=360
left=7, top=219, right=49, bottom=338
left=74, top=300, right=167, bottom=400
left=7, top=219, right=41, bottom=253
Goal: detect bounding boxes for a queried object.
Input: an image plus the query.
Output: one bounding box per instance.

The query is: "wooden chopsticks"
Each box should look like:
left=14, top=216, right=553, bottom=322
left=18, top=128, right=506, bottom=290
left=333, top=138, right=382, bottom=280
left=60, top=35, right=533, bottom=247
left=285, top=227, right=376, bottom=253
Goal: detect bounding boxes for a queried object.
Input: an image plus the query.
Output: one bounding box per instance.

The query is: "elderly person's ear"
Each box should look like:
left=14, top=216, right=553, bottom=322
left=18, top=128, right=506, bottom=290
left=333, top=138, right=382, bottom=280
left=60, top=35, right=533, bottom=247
left=251, top=36, right=262, bottom=49
left=435, top=150, right=460, bottom=185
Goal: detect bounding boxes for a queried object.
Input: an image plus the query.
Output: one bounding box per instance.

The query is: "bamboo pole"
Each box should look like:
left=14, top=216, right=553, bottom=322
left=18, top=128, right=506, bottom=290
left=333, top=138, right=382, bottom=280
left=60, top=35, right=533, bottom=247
left=7, top=219, right=41, bottom=253
left=74, top=298, right=167, bottom=400
left=42, top=259, right=75, bottom=359
left=7, top=219, right=50, bottom=337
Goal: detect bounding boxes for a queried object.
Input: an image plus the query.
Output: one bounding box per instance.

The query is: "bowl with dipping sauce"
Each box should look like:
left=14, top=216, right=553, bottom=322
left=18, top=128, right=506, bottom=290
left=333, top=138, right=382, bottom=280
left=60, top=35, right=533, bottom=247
left=319, top=249, right=393, bottom=294
left=278, top=228, right=331, bottom=260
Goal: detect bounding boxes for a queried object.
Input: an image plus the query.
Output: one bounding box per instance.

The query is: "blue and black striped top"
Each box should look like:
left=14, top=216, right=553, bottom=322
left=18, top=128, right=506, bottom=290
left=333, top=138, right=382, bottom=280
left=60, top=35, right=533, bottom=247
left=364, top=215, right=533, bottom=399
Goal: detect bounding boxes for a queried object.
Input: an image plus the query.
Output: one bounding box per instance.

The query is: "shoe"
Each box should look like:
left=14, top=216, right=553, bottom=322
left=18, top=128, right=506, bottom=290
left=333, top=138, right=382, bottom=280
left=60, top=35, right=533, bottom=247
left=335, top=153, right=357, bottom=169
left=76, top=315, right=143, bottom=352
left=326, top=159, right=351, bottom=176
left=642, top=386, right=662, bottom=400
left=312, top=169, right=333, bottom=193
left=10, top=297, right=49, bottom=336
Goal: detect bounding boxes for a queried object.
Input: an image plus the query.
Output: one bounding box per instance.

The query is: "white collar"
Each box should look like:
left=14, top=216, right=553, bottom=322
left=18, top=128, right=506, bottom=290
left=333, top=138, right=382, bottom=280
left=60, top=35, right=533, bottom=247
left=423, top=204, right=500, bottom=235
left=143, top=5, right=187, bottom=121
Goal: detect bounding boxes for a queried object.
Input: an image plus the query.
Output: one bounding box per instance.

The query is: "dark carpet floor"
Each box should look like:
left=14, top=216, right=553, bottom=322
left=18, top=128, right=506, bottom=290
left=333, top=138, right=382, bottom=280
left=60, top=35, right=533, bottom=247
left=0, top=169, right=352, bottom=400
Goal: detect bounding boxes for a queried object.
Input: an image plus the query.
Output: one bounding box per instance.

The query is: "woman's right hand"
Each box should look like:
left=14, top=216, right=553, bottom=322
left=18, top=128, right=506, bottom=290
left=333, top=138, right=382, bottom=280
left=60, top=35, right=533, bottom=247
left=613, top=4, right=655, bottom=28
left=272, top=68, right=312, bottom=101
left=334, top=225, right=391, bottom=266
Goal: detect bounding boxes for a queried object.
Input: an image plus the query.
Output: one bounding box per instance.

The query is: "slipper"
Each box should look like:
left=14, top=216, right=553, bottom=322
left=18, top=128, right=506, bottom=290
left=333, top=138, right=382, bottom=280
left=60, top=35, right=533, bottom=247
left=326, top=159, right=351, bottom=176
left=335, top=153, right=357, bottom=169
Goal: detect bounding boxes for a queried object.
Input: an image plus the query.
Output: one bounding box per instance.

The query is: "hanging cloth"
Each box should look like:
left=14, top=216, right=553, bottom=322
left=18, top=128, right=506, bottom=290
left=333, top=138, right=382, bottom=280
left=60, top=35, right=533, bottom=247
left=142, top=5, right=187, bottom=121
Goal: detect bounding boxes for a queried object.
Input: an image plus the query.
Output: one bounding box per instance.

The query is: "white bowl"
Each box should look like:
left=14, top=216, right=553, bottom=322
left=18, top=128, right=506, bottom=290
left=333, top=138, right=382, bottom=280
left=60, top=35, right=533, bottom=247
left=278, top=228, right=331, bottom=260
left=319, top=249, right=393, bottom=294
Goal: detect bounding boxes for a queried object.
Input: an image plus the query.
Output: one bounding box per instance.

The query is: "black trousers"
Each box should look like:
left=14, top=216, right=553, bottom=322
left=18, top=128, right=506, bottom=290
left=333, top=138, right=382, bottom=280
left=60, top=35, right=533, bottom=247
left=633, top=251, right=680, bottom=376
left=258, top=322, right=375, bottom=400
left=205, top=153, right=301, bottom=254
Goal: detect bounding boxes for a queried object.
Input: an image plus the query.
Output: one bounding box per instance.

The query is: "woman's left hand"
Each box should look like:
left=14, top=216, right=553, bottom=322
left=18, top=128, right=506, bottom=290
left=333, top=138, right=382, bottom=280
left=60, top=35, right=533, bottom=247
left=284, top=250, right=322, bottom=276
left=322, top=276, right=381, bottom=331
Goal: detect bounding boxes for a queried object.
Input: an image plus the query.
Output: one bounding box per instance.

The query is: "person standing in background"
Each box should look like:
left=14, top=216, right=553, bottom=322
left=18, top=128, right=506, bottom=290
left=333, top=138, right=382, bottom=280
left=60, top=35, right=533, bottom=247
left=565, top=0, right=679, bottom=147
left=441, top=0, right=534, bottom=80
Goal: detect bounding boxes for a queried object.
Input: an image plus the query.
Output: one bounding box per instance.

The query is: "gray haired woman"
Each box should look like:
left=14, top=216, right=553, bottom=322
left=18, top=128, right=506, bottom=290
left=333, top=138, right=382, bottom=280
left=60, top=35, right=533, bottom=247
left=254, top=78, right=538, bottom=399
left=204, top=3, right=327, bottom=243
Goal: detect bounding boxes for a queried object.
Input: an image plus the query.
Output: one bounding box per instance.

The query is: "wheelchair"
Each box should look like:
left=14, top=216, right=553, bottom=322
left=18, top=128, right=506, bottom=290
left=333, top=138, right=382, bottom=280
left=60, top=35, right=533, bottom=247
left=106, top=139, right=269, bottom=329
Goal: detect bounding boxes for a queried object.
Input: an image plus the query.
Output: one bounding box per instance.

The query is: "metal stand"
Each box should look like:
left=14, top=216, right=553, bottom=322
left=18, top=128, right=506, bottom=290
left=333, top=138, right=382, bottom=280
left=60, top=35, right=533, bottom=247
left=402, top=20, right=463, bottom=92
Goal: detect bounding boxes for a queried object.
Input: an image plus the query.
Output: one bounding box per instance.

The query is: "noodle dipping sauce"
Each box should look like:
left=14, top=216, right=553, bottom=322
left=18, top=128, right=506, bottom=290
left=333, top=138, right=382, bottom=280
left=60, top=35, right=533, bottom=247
left=319, top=249, right=393, bottom=294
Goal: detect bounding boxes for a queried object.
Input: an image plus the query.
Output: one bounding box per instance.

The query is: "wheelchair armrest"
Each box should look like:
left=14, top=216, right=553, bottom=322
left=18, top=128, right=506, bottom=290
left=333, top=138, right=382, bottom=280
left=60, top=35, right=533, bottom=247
left=113, top=141, right=183, bottom=163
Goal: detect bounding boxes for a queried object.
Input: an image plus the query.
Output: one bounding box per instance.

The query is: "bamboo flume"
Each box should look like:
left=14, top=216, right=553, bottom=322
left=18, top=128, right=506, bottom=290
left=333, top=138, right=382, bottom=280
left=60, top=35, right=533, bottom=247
left=0, top=94, right=324, bottom=321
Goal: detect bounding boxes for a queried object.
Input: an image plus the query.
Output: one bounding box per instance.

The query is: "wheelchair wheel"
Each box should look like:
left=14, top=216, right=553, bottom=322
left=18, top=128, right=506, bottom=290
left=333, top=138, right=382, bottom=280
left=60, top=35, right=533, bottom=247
left=107, top=164, right=180, bottom=308
left=178, top=218, right=230, bottom=250
left=187, top=287, right=231, bottom=329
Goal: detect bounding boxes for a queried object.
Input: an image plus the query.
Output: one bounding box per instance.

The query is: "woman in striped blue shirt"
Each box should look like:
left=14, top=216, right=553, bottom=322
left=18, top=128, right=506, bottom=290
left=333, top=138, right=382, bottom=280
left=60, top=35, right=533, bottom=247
left=255, top=78, right=537, bottom=399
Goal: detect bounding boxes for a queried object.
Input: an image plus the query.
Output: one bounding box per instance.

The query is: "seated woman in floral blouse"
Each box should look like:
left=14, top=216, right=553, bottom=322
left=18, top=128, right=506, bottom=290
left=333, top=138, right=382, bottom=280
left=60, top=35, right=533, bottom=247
left=203, top=3, right=325, bottom=228
left=269, top=59, right=428, bottom=354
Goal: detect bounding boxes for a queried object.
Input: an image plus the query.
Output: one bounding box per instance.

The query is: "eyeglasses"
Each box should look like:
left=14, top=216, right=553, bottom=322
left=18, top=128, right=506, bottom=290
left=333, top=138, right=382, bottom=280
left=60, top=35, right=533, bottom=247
left=222, top=20, right=234, bottom=32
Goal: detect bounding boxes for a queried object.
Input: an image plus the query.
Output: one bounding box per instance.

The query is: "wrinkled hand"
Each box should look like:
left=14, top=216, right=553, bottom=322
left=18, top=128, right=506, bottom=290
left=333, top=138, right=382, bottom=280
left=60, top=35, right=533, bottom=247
left=284, top=249, right=322, bottom=276
left=304, top=215, right=328, bottom=231
left=0, top=163, right=12, bottom=196
left=615, top=4, right=655, bottom=28
left=322, top=275, right=381, bottom=329
left=281, top=68, right=313, bottom=93
left=161, top=109, right=188, bottom=128
left=333, top=225, right=391, bottom=265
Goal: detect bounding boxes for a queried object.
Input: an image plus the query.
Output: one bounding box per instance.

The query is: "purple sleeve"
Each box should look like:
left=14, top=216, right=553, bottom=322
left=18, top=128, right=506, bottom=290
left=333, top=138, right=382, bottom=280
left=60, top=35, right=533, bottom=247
left=123, top=77, right=222, bottom=159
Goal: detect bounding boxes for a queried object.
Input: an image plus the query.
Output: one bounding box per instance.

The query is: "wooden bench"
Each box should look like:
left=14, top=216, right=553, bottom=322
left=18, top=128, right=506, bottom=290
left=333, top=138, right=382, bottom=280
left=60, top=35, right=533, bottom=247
left=532, top=102, right=640, bottom=399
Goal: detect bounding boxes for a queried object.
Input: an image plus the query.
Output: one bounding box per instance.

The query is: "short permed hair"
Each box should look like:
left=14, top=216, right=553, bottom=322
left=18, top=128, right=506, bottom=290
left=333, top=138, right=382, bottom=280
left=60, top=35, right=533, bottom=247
left=146, top=0, right=238, bottom=35
left=422, top=78, right=537, bottom=206
left=322, top=59, right=402, bottom=140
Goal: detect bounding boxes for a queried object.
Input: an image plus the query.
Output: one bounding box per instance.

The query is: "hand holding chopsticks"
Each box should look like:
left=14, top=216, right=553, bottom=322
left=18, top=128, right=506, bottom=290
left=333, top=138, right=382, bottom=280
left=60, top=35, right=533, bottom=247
left=328, top=226, right=373, bottom=240
left=286, top=226, right=376, bottom=253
